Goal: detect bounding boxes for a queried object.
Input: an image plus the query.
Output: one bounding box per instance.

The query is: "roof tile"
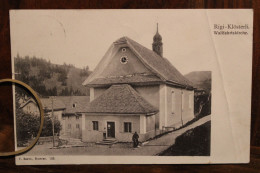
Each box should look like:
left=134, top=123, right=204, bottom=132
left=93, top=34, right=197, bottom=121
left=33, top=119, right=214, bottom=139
left=57, top=96, right=90, bottom=114
left=82, top=84, right=158, bottom=115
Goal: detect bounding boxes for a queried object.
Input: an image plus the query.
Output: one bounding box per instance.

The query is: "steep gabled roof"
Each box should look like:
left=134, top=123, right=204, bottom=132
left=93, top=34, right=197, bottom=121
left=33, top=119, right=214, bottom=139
left=19, top=98, right=36, bottom=109
left=79, top=85, right=158, bottom=115
left=19, top=97, right=66, bottom=111
left=125, top=37, right=193, bottom=88
left=19, top=96, right=90, bottom=114
left=83, top=37, right=193, bottom=89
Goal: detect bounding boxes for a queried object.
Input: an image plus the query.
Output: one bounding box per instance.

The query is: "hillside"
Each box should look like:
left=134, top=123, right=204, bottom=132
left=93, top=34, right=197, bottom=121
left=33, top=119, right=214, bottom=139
left=185, top=71, right=211, bottom=92
left=14, top=55, right=91, bottom=96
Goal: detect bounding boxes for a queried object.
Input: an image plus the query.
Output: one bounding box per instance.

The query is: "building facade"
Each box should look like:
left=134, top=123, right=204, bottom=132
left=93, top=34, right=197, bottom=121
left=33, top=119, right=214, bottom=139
left=58, top=96, right=89, bottom=139
left=19, top=96, right=90, bottom=139
left=80, top=26, right=195, bottom=142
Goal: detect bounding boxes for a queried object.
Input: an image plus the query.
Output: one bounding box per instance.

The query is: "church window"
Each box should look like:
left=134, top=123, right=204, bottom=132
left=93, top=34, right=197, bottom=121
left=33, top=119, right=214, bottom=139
left=122, top=48, right=126, bottom=52
left=171, top=91, right=175, bottom=114
left=120, top=56, right=128, bottom=64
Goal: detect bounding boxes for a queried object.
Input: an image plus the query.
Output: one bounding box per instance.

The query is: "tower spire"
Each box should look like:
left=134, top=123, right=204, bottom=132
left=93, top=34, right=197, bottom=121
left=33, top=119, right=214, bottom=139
left=152, top=23, right=163, bottom=57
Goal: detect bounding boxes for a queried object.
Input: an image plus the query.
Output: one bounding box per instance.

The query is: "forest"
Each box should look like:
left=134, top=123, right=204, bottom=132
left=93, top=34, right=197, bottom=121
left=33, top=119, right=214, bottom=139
left=14, top=55, right=91, bottom=96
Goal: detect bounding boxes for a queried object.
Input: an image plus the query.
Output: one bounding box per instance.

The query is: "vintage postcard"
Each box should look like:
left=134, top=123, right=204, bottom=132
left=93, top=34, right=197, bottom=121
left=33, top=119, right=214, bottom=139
left=10, top=9, right=253, bottom=164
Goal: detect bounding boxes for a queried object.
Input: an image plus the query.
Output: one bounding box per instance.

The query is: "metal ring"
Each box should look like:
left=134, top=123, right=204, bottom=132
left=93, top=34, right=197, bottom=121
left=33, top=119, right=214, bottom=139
left=0, top=79, right=44, bottom=156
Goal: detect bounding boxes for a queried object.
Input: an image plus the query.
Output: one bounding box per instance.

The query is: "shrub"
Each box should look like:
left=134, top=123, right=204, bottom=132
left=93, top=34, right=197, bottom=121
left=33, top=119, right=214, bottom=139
left=16, top=110, right=61, bottom=147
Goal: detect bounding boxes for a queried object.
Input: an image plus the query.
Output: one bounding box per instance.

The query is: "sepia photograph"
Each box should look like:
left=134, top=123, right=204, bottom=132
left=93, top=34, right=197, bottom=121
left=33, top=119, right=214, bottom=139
left=10, top=10, right=252, bottom=164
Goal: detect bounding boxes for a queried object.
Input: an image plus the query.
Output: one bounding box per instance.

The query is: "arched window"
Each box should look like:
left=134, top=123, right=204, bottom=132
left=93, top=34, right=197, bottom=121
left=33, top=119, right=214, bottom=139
left=171, top=90, right=175, bottom=114
left=181, top=91, right=184, bottom=110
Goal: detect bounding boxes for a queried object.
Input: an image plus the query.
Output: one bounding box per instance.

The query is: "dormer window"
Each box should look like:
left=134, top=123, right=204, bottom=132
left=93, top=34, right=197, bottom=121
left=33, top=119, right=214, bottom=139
left=120, top=56, right=128, bottom=64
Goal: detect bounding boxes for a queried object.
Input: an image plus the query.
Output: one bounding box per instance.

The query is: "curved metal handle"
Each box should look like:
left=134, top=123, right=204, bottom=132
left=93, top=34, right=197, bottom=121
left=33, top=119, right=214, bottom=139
left=0, top=79, right=44, bottom=156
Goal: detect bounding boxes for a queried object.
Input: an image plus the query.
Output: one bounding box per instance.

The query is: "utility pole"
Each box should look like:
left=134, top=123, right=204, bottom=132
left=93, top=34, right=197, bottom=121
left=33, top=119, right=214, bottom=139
left=51, top=96, right=55, bottom=147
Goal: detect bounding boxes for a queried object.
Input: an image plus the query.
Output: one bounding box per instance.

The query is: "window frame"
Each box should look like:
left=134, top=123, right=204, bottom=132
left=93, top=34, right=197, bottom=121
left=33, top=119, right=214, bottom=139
left=124, top=122, right=132, bottom=133
left=122, top=48, right=127, bottom=52
left=92, top=121, right=99, bottom=131
left=181, top=91, right=184, bottom=110
left=120, top=56, right=128, bottom=64
left=171, top=90, right=175, bottom=114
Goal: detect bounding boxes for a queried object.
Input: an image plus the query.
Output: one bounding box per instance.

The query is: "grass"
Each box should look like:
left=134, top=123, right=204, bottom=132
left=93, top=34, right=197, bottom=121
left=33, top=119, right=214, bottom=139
left=159, top=121, right=211, bottom=156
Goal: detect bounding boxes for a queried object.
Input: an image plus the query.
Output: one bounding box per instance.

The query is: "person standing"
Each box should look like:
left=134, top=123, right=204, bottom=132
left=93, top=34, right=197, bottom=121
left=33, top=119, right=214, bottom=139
left=132, top=132, right=139, bottom=148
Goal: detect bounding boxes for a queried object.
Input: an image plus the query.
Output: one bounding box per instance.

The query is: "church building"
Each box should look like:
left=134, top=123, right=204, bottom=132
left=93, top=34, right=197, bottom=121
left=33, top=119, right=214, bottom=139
left=80, top=25, right=195, bottom=142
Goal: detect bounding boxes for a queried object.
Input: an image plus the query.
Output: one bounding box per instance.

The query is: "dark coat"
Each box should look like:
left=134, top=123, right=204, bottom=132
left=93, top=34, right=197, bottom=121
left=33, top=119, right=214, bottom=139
left=132, top=132, right=139, bottom=141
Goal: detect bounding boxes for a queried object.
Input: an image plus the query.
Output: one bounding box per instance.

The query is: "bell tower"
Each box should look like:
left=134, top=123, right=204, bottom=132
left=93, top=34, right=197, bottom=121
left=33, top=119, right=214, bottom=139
left=152, top=23, right=163, bottom=57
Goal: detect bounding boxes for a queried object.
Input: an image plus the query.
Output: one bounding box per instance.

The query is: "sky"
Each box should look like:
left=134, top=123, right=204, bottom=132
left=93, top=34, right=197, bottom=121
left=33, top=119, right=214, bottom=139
left=10, top=10, right=215, bottom=74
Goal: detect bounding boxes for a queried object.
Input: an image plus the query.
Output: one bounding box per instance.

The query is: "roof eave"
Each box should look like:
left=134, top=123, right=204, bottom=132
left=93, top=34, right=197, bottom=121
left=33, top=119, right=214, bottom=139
left=62, top=112, right=82, bottom=115
left=44, top=108, right=66, bottom=112
left=85, top=80, right=194, bottom=90
left=79, top=111, right=158, bottom=115
left=85, top=81, right=163, bottom=88
left=165, top=80, right=194, bottom=90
